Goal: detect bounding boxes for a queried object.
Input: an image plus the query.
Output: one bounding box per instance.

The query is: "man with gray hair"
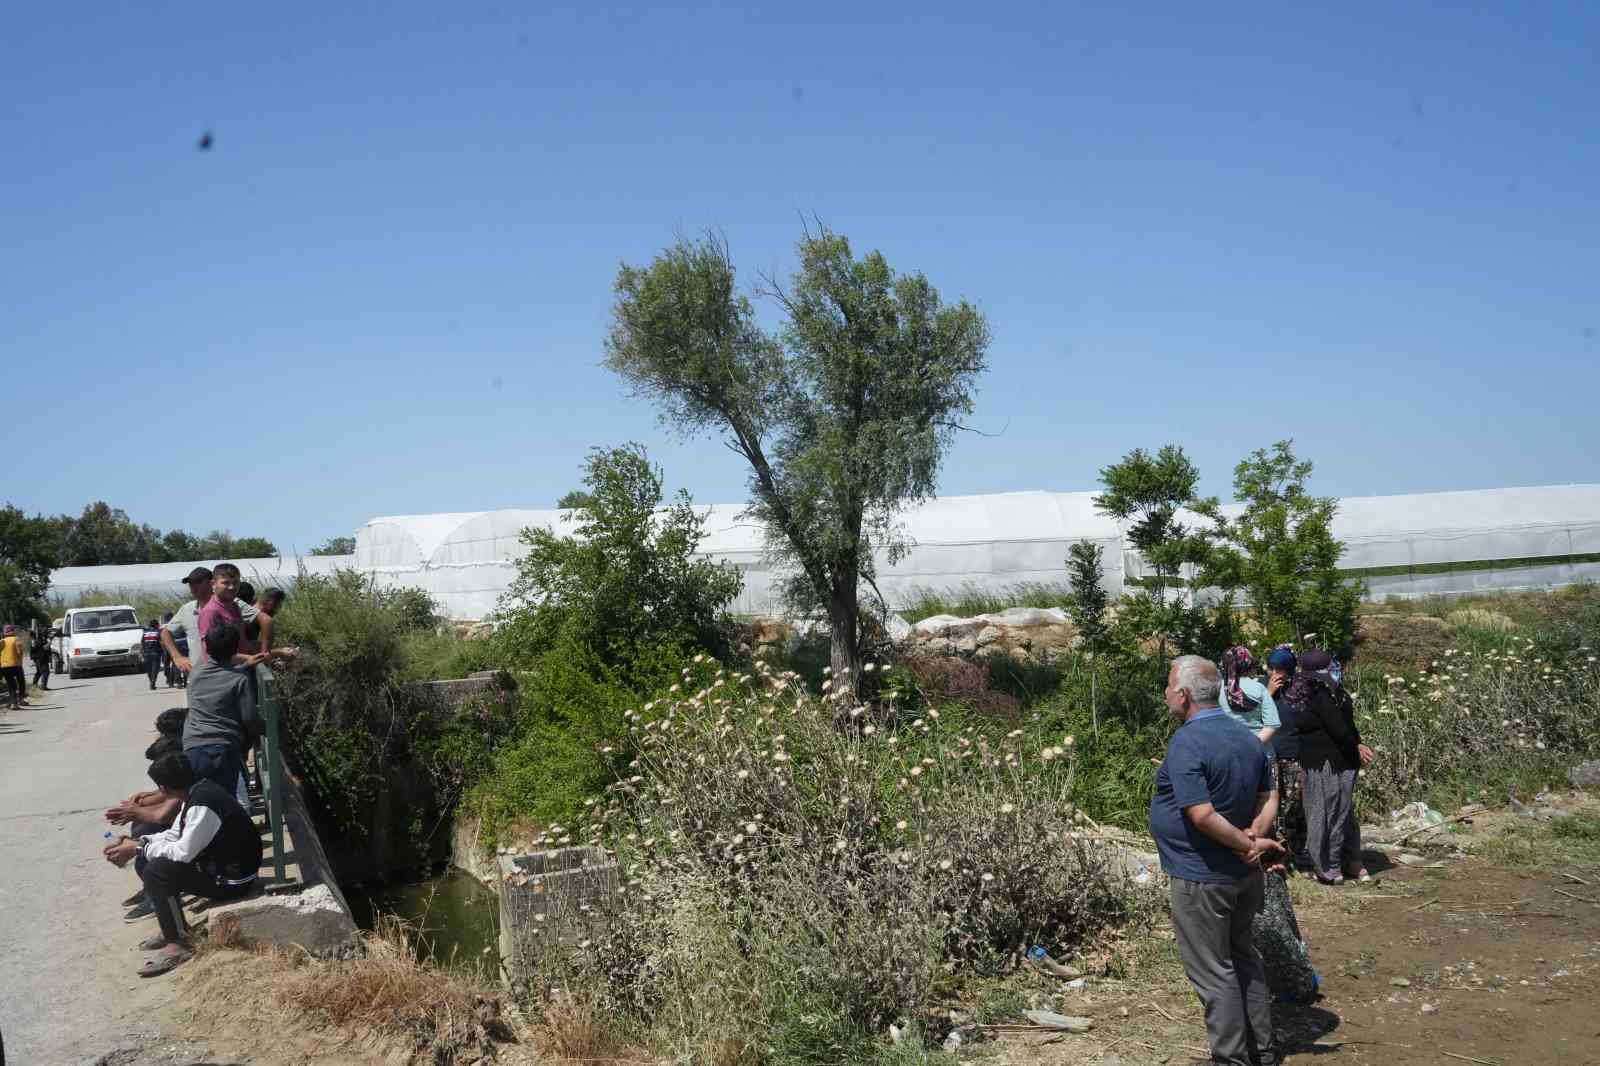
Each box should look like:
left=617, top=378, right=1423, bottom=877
left=1151, top=655, right=1283, bottom=1066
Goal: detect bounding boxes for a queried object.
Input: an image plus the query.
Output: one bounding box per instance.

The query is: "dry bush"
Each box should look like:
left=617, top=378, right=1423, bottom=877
left=530, top=658, right=1154, bottom=1061
left=278, top=916, right=516, bottom=1064
left=1352, top=612, right=1454, bottom=671
left=898, top=652, right=1021, bottom=722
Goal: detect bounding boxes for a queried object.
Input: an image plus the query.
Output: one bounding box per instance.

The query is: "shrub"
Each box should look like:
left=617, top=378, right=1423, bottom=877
left=900, top=653, right=1020, bottom=722
left=270, top=570, right=514, bottom=835
left=1352, top=636, right=1600, bottom=813
left=496, top=444, right=742, bottom=666
left=534, top=659, right=1154, bottom=1061
left=465, top=636, right=689, bottom=842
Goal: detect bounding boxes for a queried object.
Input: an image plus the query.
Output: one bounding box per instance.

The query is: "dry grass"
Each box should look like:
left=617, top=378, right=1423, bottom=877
left=281, top=917, right=513, bottom=1058
left=176, top=915, right=520, bottom=1065
left=1446, top=607, right=1518, bottom=633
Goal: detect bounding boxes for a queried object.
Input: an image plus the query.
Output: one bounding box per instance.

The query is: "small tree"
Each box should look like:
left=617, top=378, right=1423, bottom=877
left=1092, top=445, right=1217, bottom=655
left=0, top=505, right=60, bottom=624
left=1065, top=540, right=1109, bottom=651
left=555, top=490, right=595, bottom=511
left=1207, top=440, right=1362, bottom=653
left=498, top=444, right=743, bottom=666
left=1065, top=540, right=1109, bottom=738
left=310, top=536, right=356, bottom=556
left=605, top=229, right=990, bottom=693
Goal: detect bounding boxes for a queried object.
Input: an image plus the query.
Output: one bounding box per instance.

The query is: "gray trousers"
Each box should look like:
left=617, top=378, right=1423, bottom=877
left=1302, top=761, right=1360, bottom=880
left=1171, top=872, right=1278, bottom=1066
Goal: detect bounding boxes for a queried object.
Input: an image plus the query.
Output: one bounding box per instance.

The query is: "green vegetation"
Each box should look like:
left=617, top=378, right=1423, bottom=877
left=2, top=504, right=67, bottom=624
left=605, top=226, right=990, bottom=697
left=897, top=580, right=1071, bottom=623
left=1206, top=440, right=1362, bottom=651
left=310, top=535, right=356, bottom=556
left=1475, top=815, right=1600, bottom=872
left=530, top=660, right=1156, bottom=1065
left=463, top=445, right=743, bottom=844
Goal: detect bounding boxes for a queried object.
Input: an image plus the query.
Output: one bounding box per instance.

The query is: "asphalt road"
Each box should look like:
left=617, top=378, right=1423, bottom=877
left=0, top=668, right=183, bottom=1064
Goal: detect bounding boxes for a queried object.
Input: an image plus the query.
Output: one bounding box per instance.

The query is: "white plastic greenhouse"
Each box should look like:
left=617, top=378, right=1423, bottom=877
left=43, top=483, right=1600, bottom=620
left=46, top=555, right=354, bottom=611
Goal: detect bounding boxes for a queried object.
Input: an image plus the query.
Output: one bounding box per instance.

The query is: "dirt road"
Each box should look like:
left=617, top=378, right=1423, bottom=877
left=989, top=809, right=1600, bottom=1066
left=0, top=670, right=181, bottom=1064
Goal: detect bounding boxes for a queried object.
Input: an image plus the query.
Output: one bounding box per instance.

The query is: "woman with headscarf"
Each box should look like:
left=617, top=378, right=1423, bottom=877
left=1264, top=646, right=1305, bottom=855
left=1291, top=649, right=1375, bottom=884
left=1219, top=645, right=1281, bottom=744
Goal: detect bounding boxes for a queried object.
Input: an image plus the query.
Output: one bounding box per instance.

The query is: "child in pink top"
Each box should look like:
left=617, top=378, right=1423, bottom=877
left=197, top=563, right=245, bottom=664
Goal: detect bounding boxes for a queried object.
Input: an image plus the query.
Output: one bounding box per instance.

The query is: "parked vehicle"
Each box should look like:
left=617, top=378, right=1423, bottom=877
left=57, top=606, right=146, bottom=679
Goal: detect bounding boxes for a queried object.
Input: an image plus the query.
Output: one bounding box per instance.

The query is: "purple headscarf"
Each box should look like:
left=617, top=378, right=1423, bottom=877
left=1220, top=645, right=1261, bottom=713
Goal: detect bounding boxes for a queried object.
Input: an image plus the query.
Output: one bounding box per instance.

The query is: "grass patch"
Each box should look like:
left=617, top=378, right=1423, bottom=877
left=897, top=581, right=1071, bottom=623
left=1473, top=816, right=1600, bottom=872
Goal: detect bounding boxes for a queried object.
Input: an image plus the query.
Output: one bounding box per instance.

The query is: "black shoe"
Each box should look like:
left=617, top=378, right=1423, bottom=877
left=124, top=898, right=157, bottom=922
left=121, top=890, right=146, bottom=908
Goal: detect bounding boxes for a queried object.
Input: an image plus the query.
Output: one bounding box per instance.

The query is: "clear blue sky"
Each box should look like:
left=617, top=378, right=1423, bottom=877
left=6, top=2, right=1598, bottom=553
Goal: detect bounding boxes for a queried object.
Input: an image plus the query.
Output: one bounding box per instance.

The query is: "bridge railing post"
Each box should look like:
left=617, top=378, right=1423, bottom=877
left=255, top=664, right=296, bottom=891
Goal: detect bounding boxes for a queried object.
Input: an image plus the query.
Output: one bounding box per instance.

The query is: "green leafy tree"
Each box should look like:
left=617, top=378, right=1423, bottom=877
left=54, top=503, right=277, bottom=564
left=223, top=535, right=278, bottom=558
left=0, top=505, right=61, bottom=623
left=1065, top=540, right=1109, bottom=652
left=156, top=529, right=202, bottom=562
left=59, top=502, right=157, bottom=566
left=1093, top=445, right=1218, bottom=656
left=555, top=490, right=595, bottom=511
left=498, top=444, right=743, bottom=666
left=1206, top=440, right=1362, bottom=653
left=310, top=536, right=356, bottom=556
left=604, top=228, right=990, bottom=692
left=1065, top=539, right=1111, bottom=738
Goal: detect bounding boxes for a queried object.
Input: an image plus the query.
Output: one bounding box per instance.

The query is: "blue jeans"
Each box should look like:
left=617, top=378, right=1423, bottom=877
left=184, top=743, right=244, bottom=802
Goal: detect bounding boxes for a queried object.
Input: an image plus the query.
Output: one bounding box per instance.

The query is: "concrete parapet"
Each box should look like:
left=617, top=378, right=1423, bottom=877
left=496, top=846, right=618, bottom=988
left=207, top=883, right=357, bottom=956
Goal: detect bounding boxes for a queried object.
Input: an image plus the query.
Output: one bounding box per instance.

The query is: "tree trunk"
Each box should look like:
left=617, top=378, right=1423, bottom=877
left=828, top=570, right=861, bottom=700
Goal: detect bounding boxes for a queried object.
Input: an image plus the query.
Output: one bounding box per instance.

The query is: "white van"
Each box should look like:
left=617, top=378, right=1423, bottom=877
left=58, top=606, right=147, bottom=679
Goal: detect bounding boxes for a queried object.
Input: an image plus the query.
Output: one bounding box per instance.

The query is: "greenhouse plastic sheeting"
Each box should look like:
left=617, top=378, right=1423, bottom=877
left=46, top=483, right=1600, bottom=620
left=351, top=491, right=1129, bottom=620
left=47, top=555, right=354, bottom=607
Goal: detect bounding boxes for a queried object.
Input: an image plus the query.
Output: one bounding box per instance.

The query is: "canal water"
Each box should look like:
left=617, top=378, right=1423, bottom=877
left=347, top=868, right=501, bottom=973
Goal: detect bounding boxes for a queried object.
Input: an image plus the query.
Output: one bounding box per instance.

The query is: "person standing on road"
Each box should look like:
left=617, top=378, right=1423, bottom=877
left=159, top=567, right=213, bottom=683
left=1292, top=649, right=1374, bottom=885
left=29, top=622, right=52, bottom=691
left=1151, top=655, right=1283, bottom=1066
left=141, top=619, right=164, bottom=690
left=0, top=625, right=26, bottom=709
left=162, top=567, right=259, bottom=684
left=157, top=612, right=174, bottom=687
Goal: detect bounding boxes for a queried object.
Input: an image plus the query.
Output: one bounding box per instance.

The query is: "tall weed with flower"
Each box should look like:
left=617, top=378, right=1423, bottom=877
left=529, top=656, right=1156, bottom=1063
left=1353, top=636, right=1600, bottom=812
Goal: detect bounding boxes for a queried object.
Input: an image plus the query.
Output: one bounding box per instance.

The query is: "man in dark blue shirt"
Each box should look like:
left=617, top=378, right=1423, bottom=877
left=1151, top=655, right=1282, bottom=1066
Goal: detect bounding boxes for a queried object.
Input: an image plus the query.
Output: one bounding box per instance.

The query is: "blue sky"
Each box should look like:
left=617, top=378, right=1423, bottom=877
left=6, top=2, right=1598, bottom=553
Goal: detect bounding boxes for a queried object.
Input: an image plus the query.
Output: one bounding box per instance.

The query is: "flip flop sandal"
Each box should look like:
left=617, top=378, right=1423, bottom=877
left=138, top=950, right=191, bottom=978
left=137, top=933, right=169, bottom=951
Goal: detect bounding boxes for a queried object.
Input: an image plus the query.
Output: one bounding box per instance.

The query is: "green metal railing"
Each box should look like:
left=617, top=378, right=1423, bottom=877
left=254, top=664, right=297, bottom=891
